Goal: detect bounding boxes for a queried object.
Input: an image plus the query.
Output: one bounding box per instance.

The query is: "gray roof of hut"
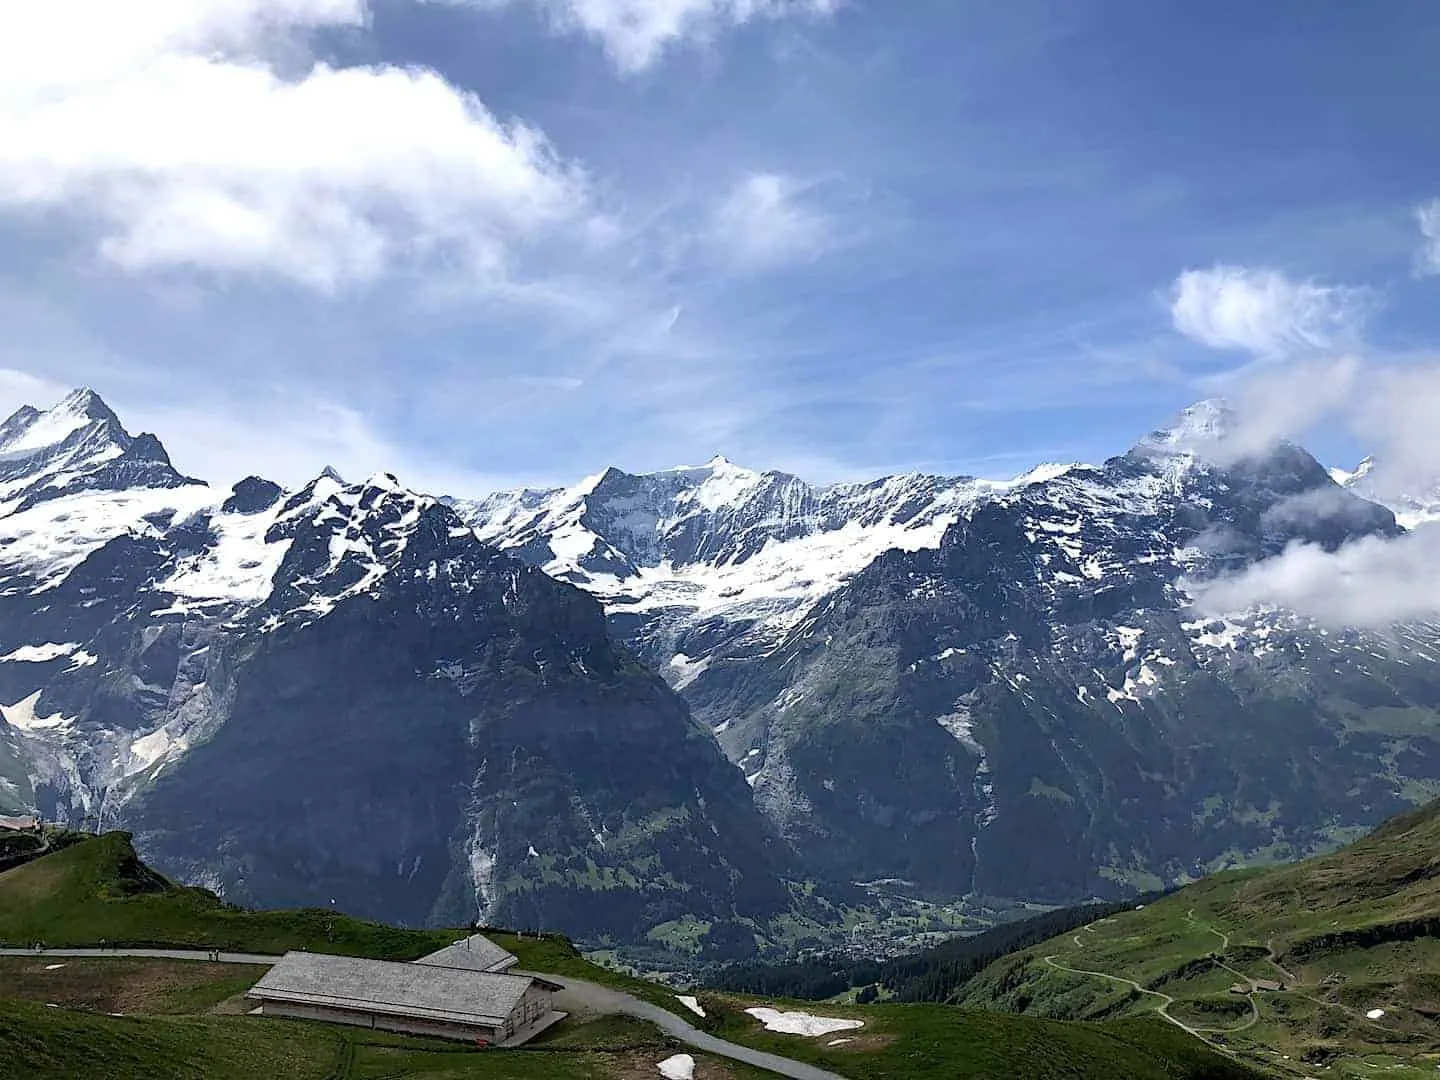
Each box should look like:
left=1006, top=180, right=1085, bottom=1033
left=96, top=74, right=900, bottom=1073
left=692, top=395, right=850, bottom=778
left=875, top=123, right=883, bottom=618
left=414, top=934, right=518, bottom=974
left=247, top=951, right=533, bottom=1026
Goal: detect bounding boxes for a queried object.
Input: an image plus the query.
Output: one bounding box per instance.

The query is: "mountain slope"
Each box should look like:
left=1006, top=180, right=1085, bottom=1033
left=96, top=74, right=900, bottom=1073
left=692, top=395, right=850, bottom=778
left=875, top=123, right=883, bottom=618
left=0, top=391, right=795, bottom=946
left=455, top=458, right=1071, bottom=725
left=469, top=403, right=1440, bottom=908
left=955, top=800, right=1440, bottom=1072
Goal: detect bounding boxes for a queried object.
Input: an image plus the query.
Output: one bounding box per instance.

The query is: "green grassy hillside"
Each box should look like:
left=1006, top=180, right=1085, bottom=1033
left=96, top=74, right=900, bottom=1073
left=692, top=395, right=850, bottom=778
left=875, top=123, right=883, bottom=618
left=0, top=831, right=456, bottom=959
left=0, top=830, right=1266, bottom=1079
left=956, top=800, right=1440, bottom=1077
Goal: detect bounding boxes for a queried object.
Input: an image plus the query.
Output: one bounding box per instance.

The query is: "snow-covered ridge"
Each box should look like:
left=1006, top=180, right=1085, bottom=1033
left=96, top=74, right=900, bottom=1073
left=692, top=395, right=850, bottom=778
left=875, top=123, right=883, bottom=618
left=0, top=392, right=452, bottom=618
left=455, top=457, right=1088, bottom=653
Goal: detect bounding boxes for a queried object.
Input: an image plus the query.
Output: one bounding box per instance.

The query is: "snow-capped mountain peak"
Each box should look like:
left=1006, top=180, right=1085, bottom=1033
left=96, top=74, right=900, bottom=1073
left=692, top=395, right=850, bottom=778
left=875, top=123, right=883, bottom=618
left=0, top=388, right=199, bottom=518
left=1333, top=455, right=1439, bottom=528
left=0, top=387, right=117, bottom=455
left=1136, top=397, right=1236, bottom=456
left=1328, top=456, right=1374, bottom=487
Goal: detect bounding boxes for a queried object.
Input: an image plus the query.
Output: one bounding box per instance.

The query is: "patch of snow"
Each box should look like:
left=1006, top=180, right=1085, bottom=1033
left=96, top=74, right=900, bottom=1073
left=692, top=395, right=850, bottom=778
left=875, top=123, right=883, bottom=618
left=1113, top=626, right=1143, bottom=662
left=128, top=727, right=180, bottom=773
left=1, top=691, right=73, bottom=731
left=676, top=995, right=706, bottom=1018
left=657, top=1054, right=695, bottom=1080
left=1366, top=1008, right=1386, bottom=1020
left=0, top=395, right=93, bottom=455
left=1107, top=662, right=1163, bottom=705
left=0, top=642, right=78, bottom=663
left=687, top=456, right=766, bottom=511
left=43, top=964, right=65, bottom=970
left=162, top=504, right=291, bottom=604
left=0, top=486, right=215, bottom=589
left=744, top=1007, right=865, bottom=1037
left=526, top=844, right=539, bottom=858
left=936, top=708, right=982, bottom=754
left=667, top=653, right=711, bottom=691
left=827, top=1038, right=854, bottom=1046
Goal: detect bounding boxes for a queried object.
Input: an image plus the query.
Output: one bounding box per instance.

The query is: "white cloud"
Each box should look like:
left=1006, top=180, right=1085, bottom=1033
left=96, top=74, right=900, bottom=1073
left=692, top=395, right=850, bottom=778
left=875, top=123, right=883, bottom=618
left=452, top=0, right=839, bottom=73
left=1190, top=528, right=1440, bottom=630
left=1349, top=364, right=1440, bottom=500
left=1416, top=199, right=1440, bottom=276
left=713, top=172, right=831, bottom=268
left=1187, top=360, right=1440, bottom=627
left=1198, top=356, right=1360, bottom=464
left=0, top=1, right=589, bottom=291
left=1169, top=265, right=1372, bottom=358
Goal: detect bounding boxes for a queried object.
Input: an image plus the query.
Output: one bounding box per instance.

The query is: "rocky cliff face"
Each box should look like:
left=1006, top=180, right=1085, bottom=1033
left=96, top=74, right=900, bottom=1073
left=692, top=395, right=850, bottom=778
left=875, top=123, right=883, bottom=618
left=466, top=404, right=1440, bottom=905
left=0, top=392, right=792, bottom=942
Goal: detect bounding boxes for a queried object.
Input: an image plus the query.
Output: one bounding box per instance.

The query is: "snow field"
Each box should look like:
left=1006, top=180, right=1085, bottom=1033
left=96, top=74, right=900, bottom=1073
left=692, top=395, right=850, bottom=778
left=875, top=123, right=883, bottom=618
left=744, top=1007, right=865, bottom=1036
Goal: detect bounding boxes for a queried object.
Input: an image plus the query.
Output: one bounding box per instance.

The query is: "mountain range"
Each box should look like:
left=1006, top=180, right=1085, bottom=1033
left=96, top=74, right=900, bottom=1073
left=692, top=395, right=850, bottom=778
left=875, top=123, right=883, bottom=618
left=0, top=390, right=793, bottom=945
left=1, top=388, right=1438, bottom=952
left=460, top=400, right=1440, bottom=903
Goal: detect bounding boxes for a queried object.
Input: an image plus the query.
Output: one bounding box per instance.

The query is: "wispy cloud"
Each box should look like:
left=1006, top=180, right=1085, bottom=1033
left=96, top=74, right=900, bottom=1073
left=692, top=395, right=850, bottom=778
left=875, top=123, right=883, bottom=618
left=0, top=0, right=591, bottom=291
left=712, top=172, right=832, bottom=268
left=114, top=391, right=525, bottom=497
left=1189, top=355, right=1361, bottom=464
left=1416, top=199, right=1440, bottom=276
left=446, top=0, right=840, bottom=73
left=1169, top=265, right=1373, bottom=358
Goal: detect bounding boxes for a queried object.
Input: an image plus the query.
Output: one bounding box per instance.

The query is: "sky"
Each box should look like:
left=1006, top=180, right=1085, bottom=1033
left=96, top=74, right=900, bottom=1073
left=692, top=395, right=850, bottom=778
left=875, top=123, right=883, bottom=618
left=2, top=1, right=1440, bottom=498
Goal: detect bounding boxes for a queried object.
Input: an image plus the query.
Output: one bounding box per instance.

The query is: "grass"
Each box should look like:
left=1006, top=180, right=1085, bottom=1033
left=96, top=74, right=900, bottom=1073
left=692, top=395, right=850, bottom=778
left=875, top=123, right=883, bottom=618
left=0, top=833, right=458, bottom=959
left=0, top=998, right=775, bottom=1080
left=697, top=993, right=1265, bottom=1080
left=956, top=800, right=1440, bottom=1076
left=0, top=1001, right=340, bottom=1080
left=0, top=829, right=1270, bottom=1079
left=0, top=956, right=267, bottom=1015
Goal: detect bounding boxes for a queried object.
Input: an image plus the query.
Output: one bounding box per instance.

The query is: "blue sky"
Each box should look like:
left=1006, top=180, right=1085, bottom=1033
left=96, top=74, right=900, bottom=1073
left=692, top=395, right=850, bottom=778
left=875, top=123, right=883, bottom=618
left=1, top=1, right=1438, bottom=495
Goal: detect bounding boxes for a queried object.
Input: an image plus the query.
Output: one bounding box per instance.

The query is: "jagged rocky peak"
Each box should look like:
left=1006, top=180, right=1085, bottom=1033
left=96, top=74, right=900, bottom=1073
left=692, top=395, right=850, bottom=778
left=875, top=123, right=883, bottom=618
left=222, top=476, right=284, bottom=516
left=0, top=388, right=201, bottom=512
left=0, top=387, right=124, bottom=458
left=1330, top=456, right=1375, bottom=487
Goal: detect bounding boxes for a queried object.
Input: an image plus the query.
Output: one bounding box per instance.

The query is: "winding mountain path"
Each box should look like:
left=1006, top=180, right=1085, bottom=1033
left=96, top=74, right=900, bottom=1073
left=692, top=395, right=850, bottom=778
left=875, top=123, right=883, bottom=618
left=0, top=948, right=848, bottom=1080
left=1040, top=954, right=1201, bottom=1037
left=1045, top=916, right=1266, bottom=1049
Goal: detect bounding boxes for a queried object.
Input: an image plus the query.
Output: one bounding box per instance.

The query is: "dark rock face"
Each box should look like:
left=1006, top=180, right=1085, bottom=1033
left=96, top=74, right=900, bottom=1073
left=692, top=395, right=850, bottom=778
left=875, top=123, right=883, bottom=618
left=128, top=511, right=790, bottom=937
left=221, top=477, right=284, bottom=515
